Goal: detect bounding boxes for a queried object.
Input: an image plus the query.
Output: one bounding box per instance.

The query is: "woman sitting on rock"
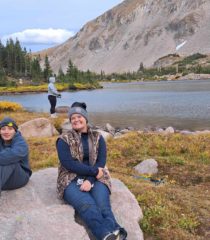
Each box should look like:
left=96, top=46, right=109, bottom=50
left=56, top=102, right=127, bottom=240
left=0, top=117, right=32, bottom=194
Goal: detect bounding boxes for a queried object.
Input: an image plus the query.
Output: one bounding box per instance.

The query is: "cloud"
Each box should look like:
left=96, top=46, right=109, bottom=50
left=1, top=28, right=75, bottom=45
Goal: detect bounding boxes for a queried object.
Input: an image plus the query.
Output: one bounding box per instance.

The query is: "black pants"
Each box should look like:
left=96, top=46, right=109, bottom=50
left=48, top=95, right=57, bottom=114
left=0, top=163, right=30, bottom=192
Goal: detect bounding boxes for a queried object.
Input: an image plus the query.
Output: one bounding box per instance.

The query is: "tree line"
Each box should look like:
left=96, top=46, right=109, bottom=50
left=0, top=38, right=53, bottom=86
left=0, top=38, right=100, bottom=87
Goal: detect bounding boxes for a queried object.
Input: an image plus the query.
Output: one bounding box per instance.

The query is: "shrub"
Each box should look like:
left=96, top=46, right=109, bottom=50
left=0, top=101, right=23, bottom=111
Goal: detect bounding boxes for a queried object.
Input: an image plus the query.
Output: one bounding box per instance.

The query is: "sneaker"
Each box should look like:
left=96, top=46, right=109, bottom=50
left=119, top=228, right=127, bottom=240
left=103, top=231, right=119, bottom=240
left=113, top=229, right=120, bottom=240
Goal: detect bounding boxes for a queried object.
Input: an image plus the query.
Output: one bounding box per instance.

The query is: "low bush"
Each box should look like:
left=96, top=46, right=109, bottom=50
left=0, top=101, right=23, bottom=111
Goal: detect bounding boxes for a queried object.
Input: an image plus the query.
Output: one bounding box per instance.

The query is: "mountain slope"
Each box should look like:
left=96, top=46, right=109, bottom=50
left=39, top=0, right=210, bottom=74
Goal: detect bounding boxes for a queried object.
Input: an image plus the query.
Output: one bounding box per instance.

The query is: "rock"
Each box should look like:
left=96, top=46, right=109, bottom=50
left=156, top=128, right=164, bottom=133
left=0, top=168, right=143, bottom=240
left=179, top=130, right=194, bottom=135
left=119, top=129, right=130, bottom=134
left=134, top=159, right=158, bottom=175
left=137, top=130, right=144, bottom=134
left=127, top=126, right=135, bottom=131
left=55, top=106, right=70, bottom=113
left=61, top=118, right=72, bottom=133
left=96, top=129, right=113, bottom=140
left=111, top=179, right=144, bottom=240
left=19, top=118, right=59, bottom=138
left=194, top=130, right=210, bottom=135
left=164, top=126, right=175, bottom=134
left=114, top=132, right=123, bottom=138
left=143, top=126, right=153, bottom=133
left=105, top=123, right=115, bottom=135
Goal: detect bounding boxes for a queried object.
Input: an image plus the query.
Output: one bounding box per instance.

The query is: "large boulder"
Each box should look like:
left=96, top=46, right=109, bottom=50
left=19, top=118, right=59, bottom=138
left=61, top=118, right=72, bottom=134
left=134, top=159, right=158, bottom=175
left=55, top=106, right=70, bottom=114
left=96, top=129, right=113, bottom=140
left=164, top=126, right=175, bottom=134
left=0, top=168, right=144, bottom=240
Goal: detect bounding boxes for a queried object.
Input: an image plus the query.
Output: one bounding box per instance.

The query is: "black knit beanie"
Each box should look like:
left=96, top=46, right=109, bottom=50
left=0, top=117, right=18, bottom=131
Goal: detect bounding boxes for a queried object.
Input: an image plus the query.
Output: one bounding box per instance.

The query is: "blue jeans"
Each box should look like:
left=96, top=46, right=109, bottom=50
left=64, top=180, right=120, bottom=240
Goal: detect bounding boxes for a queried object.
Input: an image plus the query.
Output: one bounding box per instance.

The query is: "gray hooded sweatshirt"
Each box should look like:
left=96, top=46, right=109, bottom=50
left=48, top=77, right=59, bottom=96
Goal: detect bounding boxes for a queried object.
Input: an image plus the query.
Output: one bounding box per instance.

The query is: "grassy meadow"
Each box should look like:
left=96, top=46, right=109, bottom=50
left=0, top=107, right=209, bottom=240
left=0, top=82, right=101, bottom=95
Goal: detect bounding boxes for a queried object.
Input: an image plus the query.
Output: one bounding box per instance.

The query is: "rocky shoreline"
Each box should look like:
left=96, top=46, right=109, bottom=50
left=61, top=119, right=210, bottom=140
left=55, top=106, right=210, bottom=136
left=93, top=123, right=210, bottom=138
left=171, top=73, right=210, bottom=81
left=16, top=117, right=210, bottom=141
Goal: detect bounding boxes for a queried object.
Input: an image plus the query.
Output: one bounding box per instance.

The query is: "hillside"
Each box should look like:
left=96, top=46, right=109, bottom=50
left=38, top=0, right=210, bottom=74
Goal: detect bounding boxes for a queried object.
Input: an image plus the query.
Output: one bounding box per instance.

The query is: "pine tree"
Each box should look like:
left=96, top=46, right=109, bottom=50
left=0, top=67, right=7, bottom=86
left=138, top=62, right=144, bottom=72
left=14, top=39, right=24, bottom=76
left=5, top=38, right=15, bottom=75
left=43, top=55, right=52, bottom=81
left=31, top=56, right=42, bottom=82
left=58, top=66, right=65, bottom=82
left=66, top=59, right=74, bottom=75
left=0, top=41, right=6, bottom=69
left=0, top=42, right=7, bottom=86
left=66, top=58, right=75, bottom=83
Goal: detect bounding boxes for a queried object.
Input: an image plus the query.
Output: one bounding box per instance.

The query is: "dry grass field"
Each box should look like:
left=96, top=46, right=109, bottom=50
left=0, top=109, right=209, bottom=240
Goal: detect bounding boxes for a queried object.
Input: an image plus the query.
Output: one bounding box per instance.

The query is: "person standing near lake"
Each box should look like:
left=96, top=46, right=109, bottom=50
left=48, top=76, right=61, bottom=118
left=56, top=102, right=127, bottom=240
left=0, top=117, right=32, bottom=195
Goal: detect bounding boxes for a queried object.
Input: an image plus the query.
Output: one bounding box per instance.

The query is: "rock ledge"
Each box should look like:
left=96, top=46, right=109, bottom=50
left=0, top=168, right=143, bottom=240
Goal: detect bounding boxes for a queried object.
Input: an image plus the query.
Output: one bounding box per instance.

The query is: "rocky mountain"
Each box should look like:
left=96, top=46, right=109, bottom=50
left=39, top=0, right=210, bottom=74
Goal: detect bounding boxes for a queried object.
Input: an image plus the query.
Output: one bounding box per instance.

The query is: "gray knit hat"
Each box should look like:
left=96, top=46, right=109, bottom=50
left=0, top=117, right=18, bottom=131
left=68, top=102, right=88, bottom=122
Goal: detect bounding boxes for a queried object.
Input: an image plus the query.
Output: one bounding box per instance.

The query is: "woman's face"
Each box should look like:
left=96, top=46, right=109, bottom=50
left=70, top=114, right=87, bottom=132
left=0, top=126, right=16, bottom=142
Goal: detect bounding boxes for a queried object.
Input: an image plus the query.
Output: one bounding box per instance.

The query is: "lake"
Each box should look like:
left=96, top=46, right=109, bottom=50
left=1, top=79, right=210, bottom=131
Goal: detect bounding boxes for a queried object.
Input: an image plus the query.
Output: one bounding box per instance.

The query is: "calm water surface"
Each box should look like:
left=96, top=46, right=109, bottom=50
left=1, top=79, right=210, bottom=130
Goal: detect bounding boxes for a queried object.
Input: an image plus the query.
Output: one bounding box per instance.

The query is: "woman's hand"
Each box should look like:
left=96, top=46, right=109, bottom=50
left=80, top=180, right=92, bottom=192
left=96, top=167, right=104, bottom=179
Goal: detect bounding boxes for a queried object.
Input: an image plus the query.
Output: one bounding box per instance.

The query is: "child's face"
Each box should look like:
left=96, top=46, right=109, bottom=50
left=0, top=126, right=16, bottom=142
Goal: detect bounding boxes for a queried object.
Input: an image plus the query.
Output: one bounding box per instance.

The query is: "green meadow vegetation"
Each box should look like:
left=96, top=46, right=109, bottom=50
left=0, top=82, right=101, bottom=94
left=0, top=104, right=209, bottom=240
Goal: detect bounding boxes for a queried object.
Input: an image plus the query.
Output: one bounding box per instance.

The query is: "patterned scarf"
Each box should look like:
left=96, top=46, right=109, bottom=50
left=57, top=127, right=112, bottom=199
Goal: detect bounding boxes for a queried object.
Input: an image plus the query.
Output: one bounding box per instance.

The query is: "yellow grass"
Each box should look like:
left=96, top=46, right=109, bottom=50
left=0, top=101, right=23, bottom=111
left=0, top=83, right=68, bottom=93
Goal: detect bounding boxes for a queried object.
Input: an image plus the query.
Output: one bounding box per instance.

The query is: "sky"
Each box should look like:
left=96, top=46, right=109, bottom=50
left=0, top=0, right=123, bottom=52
